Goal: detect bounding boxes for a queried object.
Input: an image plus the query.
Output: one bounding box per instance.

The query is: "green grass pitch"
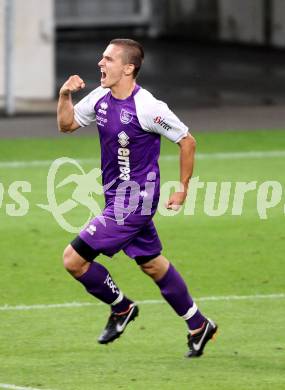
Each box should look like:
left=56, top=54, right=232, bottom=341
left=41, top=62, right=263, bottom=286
left=0, top=129, right=284, bottom=390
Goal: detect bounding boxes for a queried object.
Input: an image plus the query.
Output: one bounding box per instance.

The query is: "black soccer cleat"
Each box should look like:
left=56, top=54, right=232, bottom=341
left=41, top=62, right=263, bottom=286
left=186, top=318, right=218, bottom=358
left=98, top=304, right=139, bottom=344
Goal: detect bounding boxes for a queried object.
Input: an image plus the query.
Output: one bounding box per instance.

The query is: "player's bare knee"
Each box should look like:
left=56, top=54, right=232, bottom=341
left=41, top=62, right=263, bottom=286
left=63, top=245, right=86, bottom=276
left=140, top=262, right=157, bottom=278
left=140, top=256, right=169, bottom=281
left=63, top=245, right=75, bottom=271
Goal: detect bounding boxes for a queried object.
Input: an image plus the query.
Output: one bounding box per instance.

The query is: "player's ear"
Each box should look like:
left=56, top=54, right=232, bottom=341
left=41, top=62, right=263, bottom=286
left=124, top=64, right=135, bottom=76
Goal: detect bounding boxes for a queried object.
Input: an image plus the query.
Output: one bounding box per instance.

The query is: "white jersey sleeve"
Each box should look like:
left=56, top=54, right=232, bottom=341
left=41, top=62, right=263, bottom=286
left=74, top=86, right=109, bottom=127
left=134, top=88, right=189, bottom=143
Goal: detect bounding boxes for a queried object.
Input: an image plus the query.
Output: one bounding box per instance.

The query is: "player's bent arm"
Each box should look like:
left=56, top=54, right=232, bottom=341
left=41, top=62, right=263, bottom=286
left=178, top=133, right=196, bottom=194
left=57, top=93, right=80, bottom=133
left=57, top=75, right=85, bottom=133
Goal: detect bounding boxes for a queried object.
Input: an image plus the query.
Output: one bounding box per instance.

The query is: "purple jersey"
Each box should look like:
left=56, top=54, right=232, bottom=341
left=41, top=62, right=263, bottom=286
left=74, top=84, right=188, bottom=209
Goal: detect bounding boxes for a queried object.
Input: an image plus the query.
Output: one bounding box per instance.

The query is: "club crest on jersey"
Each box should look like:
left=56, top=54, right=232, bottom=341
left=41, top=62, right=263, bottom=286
left=120, top=109, right=133, bottom=124
left=118, top=131, right=129, bottom=147
left=154, top=116, right=171, bottom=131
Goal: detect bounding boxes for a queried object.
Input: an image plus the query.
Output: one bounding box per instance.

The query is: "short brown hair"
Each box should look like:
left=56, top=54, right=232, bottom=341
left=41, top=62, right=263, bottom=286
left=110, top=38, right=144, bottom=78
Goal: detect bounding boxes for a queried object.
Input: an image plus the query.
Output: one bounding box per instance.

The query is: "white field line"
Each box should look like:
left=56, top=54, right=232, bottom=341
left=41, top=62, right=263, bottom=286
left=0, top=384, right=54, bottom=390
left=0, top=294, right=283, bottom=390
left=0, top=293, right=284, bottom=312
left=1, top=150, right=285, bottom=168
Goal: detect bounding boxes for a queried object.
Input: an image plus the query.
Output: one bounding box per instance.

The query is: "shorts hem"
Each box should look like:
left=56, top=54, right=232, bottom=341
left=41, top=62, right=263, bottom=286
left=70, top=236, right=100, bottom=262
left=134, top=252, right=161, bottom=265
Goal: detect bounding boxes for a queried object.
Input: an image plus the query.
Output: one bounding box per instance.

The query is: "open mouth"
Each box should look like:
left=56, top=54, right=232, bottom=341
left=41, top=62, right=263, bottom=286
left=101, top=70, right=107, bottom=80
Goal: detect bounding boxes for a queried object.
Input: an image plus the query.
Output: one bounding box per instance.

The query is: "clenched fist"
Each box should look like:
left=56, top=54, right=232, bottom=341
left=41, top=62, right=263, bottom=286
left=165, top=191, right=187, bottom=211
left=59, top=75, right=85, bottom=96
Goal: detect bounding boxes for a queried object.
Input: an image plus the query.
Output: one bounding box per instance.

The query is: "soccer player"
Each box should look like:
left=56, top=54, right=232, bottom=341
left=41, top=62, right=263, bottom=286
left=57, top=38, right=217, bottom=358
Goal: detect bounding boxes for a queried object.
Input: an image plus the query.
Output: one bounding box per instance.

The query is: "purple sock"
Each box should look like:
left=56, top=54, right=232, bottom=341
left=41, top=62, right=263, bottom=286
left=76, top=261, right=133, bottom=313
left=156, top=263, right=206, bottom=331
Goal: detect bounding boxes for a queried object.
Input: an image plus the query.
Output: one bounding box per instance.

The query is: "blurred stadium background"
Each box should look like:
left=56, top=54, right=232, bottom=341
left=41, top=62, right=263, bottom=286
left=0, top=1, right=284, bottom=390
left=2, top=0, right=285, bottom=113
left=1, top=0, right=285, bottom=131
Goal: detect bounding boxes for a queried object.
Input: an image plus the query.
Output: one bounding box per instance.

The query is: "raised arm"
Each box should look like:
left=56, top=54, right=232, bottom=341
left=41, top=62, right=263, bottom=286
left=57, top=75, right=85, bottom=133
left=166, top=133, right=196, bottom=210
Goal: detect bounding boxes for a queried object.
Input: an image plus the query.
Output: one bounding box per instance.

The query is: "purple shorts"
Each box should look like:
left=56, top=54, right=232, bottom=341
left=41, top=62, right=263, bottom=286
left=74, top=203, right=162, bottom=261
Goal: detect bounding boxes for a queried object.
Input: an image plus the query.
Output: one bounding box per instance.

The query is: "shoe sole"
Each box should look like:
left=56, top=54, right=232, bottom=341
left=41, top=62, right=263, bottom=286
left=98, top=305, right=139, bottom=345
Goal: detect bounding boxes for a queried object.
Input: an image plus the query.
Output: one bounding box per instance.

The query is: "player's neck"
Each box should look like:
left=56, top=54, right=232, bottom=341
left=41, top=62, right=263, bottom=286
left=111, top=79, right=136, bottom=100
